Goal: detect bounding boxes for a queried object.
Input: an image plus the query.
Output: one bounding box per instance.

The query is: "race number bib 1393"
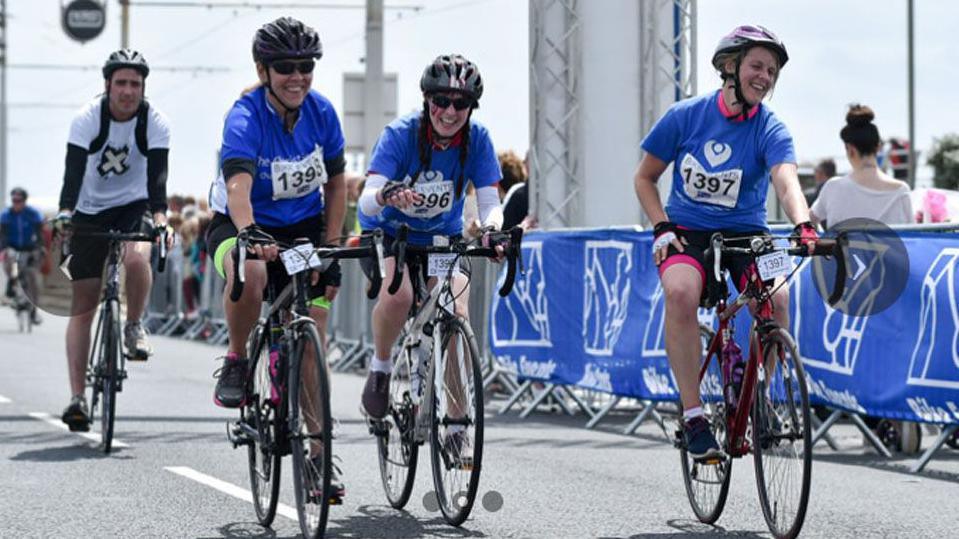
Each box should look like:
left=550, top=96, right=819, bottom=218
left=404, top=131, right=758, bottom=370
left=679, top=153, right=742, bottom=209
left=271, top=145, right=327, bottom=201
left=400, top=181, right=454, bottom=219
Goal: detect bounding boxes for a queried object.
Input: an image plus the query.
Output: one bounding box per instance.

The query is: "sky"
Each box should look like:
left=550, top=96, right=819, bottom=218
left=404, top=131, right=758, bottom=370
left=3, top=0, right=957, bottom=209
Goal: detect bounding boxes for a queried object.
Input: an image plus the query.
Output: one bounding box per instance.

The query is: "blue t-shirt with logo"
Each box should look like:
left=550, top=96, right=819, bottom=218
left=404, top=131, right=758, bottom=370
left=641, top=90, right=796, bottom=231
left=214, top=86, right=345, bottom=228
left=360, top=112, right=501, bottom=245
left=0, top=206, right=43, bottom=249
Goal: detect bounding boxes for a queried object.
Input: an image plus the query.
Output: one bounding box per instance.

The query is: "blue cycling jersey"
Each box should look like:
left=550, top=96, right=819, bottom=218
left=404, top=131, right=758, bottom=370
left=0, top=206, right=43, bottom=249
left=210, top=86, right=345, bottom=228
left=641, top=90, right=796, bottom=231
left=359, top=112, right=500, bottom=245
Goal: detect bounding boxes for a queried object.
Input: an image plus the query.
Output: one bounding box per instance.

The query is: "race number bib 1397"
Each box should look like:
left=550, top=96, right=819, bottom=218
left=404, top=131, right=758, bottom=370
left=271, top=145, right=327, bottom=201
left=400, top=181, right=454, bottom=219
left=679, top=153, right=742, bottom=209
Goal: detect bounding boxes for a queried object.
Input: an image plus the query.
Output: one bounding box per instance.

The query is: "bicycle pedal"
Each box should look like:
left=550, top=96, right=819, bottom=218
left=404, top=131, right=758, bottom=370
left=328, top=495, right=344, bottom=506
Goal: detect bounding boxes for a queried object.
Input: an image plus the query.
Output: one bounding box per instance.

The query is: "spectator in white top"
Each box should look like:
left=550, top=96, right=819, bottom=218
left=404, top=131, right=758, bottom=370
left=810, top=104, right=912, bottom=230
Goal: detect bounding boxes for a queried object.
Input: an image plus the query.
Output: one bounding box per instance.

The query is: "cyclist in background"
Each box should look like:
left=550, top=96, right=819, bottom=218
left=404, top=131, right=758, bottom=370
left=633, top=25, right=817, bottom=461
left=57, top=49, right=170, bottom=432
left=357, top=54, right=504, bottom=458
left=0, top=187, right=44, bottom=325
left=205, top=17, right=346, bottom=496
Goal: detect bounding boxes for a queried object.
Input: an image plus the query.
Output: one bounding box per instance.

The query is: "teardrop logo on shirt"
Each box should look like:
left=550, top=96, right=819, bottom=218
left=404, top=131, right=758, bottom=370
left=704, top=140, right=732, bottom=167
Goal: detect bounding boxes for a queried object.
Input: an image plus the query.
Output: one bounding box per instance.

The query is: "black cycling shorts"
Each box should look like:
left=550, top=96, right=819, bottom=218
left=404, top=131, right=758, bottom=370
left=66, top=200, right=152, bottom=281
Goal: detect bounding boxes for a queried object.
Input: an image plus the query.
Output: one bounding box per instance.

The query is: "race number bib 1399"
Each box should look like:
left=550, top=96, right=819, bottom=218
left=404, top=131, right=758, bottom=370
left=400, top=181, right=454, bottom=219
left=271, top=145, right=327, bottom=201
left=679, top=153, right=742, bottom=209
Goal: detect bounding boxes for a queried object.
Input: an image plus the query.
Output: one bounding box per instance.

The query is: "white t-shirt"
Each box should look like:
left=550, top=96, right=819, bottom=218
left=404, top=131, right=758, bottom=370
left=67, top=97, right=171, bottom=215
left=811, top=175, right=913, bottom=227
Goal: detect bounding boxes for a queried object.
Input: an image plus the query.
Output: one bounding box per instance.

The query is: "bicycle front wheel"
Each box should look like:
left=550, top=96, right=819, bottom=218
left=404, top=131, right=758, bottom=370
left=288, top=322, right=333, bottom=539
left=245, top=324, right=281, bottom=525
left=377, top=326, right=419, bottom=509
left=679, top=324, right=732, bottom=524
left=95, top=299, right=121, bottom=453
left=429, top=315, right=483, bottom=527
left=752, top=328, right=812, bottom=539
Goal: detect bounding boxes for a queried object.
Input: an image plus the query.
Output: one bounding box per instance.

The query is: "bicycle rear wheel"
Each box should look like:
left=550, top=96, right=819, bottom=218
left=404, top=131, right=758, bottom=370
left=288, top=322, right=333, bottom=539
left=679, top=325, right=732, bottom=524
left=377, top=327, right=419, bottom=509
left=429, top=315, right=483, bottom=526
left=752, top=328, right=812, bottom=539
left=245, top=324, right=281, bottom=526
left=97, top=299, right=121, bottom=453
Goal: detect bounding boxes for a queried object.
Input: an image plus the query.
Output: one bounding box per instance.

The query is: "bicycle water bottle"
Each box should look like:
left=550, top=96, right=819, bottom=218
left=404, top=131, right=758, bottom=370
left=410, top=339, right=431, bottom=403
left=269, top=344, right=282, bottom=405
left=722, top=338, right=745, bottom=411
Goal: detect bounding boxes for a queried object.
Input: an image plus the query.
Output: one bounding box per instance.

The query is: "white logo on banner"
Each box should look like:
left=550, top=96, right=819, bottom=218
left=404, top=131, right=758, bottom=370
left=704, top=139, right=732, bottom=167
left=491, top=241, right=551, bottom=347
left=576, top=363, right=613, bottom=393
left=795, top=239, right=894, bottom=376
left=907, top=248, right=959, bottom=390
left=583, top=241, right=632, bottom=356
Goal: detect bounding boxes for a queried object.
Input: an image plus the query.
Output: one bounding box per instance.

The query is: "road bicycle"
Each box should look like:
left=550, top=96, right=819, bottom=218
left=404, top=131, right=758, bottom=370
left=226, top=229, right=384, bottom=539
left=76, top=228, right=168, bottom=453
left=371, top=224, right=522, bottom=526
left=677, top=231, right=846, bottom=539
left=4, top=248, right=40, bottom=333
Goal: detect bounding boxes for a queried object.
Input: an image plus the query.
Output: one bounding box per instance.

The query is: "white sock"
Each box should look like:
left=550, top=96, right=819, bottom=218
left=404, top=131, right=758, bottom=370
left=369, top=356, right=393, bottom=374
left=447, top=424, right=466, bottom=434
left=683, top=406, right=704, bottom=421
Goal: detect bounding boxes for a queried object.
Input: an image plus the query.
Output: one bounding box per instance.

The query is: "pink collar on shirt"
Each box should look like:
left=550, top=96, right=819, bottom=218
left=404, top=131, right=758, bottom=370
left=717, top=90, right=759, bottom=122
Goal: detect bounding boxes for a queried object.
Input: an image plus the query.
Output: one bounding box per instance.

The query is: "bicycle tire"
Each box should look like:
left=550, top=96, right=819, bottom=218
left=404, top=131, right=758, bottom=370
left=679, top=324, right=733, bottom=524
left=377, top=327, right=419, bottom=509
left=288, top=322, right=333, bottom=539
left=429, top=315, right=483, bottom=527
left=99, top=299, right=121, bottom=453
left=245, top=324, right=281, bottom=526
left=752, top=328, right=812, bottom=539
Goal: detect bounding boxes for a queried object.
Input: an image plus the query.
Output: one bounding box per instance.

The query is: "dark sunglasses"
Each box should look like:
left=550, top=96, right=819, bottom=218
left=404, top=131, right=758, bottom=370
left=430, top=94, right=473, bottom=111
left=271, top=59, right=315, bottom=75
left=11, top=198, right=24, bottom=204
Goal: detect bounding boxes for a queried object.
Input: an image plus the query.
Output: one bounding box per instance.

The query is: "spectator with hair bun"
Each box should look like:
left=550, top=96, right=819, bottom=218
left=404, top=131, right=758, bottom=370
left=810, top=104, right=913, bottom=230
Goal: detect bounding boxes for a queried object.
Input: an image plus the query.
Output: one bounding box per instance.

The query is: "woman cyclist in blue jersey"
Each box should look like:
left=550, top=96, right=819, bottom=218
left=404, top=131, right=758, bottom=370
left=356, top=54, right=504, bottom=458
left=205, top=17, right=347, bottom=496
left=633, top=25, right=817, bottom=461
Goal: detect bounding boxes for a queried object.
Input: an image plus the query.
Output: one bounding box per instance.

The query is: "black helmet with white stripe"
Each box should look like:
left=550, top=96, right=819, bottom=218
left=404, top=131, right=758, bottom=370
left=103, top=49, right=150, bottom=80
left=420, top=54, right=483, bottom=104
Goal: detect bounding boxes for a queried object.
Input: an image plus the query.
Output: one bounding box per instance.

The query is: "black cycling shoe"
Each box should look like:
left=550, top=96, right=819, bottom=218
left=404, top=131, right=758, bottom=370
left=360, top=371, right=390, bottom=420
left=214, top=356, right=249, bottom=408
left=61, top=395, right=91, bottom=432
left=683, top=416, right=724, bottom=462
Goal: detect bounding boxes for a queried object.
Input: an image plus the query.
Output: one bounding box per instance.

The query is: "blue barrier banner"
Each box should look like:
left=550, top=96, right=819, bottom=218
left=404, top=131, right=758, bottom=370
left=489, top=228, right=959, bottom=425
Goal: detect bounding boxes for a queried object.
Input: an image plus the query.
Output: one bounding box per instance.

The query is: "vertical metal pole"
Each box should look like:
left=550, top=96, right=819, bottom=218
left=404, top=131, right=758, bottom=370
left=363, top=0, right=384, bottom=163
left=121, top=0, right=130, bottom=48
left=907, top=0, right=916, bottom=188
left=0, top=0, right=7, bottom=210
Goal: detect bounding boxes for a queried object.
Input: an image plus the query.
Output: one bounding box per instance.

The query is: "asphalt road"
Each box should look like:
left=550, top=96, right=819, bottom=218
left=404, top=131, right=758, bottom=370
left=1, top=314, right=957, bottom=538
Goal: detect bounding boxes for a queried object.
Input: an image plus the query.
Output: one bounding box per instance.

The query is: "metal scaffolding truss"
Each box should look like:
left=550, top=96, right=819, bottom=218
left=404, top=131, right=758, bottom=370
left=528, top=0, right=582, bottom=229
left=529, top=0, right=695, bottom=229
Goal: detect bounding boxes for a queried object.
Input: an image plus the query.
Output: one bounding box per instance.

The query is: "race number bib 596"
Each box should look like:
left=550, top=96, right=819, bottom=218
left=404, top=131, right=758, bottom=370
left=679, top=153, right=742, bottom=209
left=271, top=145, right=327, bottom=201
left=400, top=181, right=454, bottom=219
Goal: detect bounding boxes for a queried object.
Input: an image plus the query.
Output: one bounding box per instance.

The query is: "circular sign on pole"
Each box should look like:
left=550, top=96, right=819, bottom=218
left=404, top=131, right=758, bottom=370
left=61, top=0, right=107, bottom=43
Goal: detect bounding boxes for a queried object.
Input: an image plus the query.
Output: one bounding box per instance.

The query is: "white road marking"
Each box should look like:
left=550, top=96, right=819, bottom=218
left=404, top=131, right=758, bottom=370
left=28, top=411, right=130, bottom=448
left=0, top=394, right=11, bottom=403
left=164, top=466, right=298, bottom=521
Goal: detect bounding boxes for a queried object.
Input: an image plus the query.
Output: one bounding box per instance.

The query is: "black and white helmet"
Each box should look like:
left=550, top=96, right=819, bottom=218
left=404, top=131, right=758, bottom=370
left=102, top=49, right=150, bottom=80
left=252, top=17, right=323, bottom=63
left=420, top=54, right=483, bottom=103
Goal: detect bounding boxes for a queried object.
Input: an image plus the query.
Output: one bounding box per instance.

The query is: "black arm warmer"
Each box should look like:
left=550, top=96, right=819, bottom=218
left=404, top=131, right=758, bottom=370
left=147, top=148, right=170, bottom=214
left=324, top=152, right=346, bottom=179
left=222, top=158, right=257, bottom=183
left=58, top=143, right=87, bottom=211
